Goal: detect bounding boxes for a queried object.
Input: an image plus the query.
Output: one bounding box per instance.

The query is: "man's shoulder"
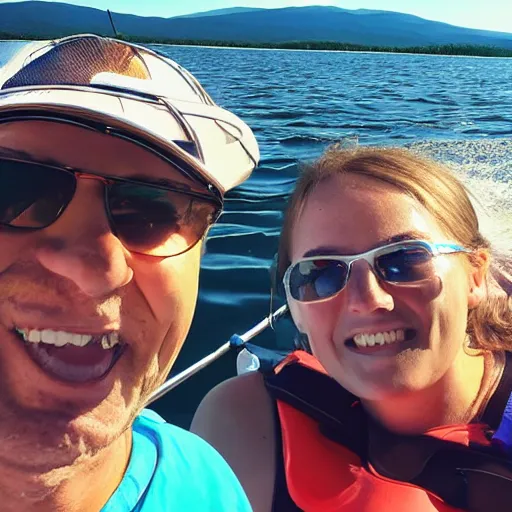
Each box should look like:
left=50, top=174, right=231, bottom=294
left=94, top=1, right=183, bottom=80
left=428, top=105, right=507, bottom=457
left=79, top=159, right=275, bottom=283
left=130, top=408, right=252, bottom=511
left=134, top=408, right=228, bottom=461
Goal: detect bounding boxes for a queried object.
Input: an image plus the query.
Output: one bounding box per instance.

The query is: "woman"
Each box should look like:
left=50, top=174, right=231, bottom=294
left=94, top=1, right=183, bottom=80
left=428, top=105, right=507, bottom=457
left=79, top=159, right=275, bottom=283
left=191, top=146, right=512, bottom=512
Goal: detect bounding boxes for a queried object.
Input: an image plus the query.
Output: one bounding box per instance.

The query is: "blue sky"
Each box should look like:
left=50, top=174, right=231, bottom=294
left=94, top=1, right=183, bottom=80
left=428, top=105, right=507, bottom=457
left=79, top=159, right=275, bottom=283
left=3, top=0, right=511, bottom=33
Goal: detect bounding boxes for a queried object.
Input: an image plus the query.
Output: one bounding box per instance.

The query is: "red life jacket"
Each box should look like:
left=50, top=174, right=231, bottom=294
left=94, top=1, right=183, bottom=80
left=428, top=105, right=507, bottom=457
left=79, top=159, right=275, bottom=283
left=262, top=350, right=512, bottom=512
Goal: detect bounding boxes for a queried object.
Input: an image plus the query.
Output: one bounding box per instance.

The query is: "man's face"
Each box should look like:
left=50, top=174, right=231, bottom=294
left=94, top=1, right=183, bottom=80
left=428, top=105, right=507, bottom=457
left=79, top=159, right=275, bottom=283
left=0, top=120, right=203, bottom=472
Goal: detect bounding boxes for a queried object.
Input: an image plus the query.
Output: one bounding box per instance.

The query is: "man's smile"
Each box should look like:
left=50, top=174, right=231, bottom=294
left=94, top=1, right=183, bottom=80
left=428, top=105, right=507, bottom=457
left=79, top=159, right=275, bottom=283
left=13, top=328, right=126, bottom=384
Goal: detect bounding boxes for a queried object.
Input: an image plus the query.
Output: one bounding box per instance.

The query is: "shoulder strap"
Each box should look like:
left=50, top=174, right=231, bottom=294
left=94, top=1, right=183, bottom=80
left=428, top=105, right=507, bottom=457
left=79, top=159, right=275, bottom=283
left=269, top=398, right=303, bottom=512
left=263, top=360, right=367, bottom=456
left=367, top=420, right=512, bottom=512
left=481, top=351, right=512, bottom=429
left=244, top=343, right=291, bottom=374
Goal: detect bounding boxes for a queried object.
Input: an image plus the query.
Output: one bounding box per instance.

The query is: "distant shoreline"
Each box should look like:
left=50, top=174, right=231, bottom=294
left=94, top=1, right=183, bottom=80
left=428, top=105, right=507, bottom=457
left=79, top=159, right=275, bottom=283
left=1, top=32, right=511, bottom=58
left=159, top=44, right=511, bottom=60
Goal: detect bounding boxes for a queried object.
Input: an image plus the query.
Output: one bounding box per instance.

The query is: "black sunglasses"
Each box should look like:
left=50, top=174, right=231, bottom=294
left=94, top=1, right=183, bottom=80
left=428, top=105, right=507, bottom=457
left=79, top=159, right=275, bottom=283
left=0, top=157, right=222, bottom=257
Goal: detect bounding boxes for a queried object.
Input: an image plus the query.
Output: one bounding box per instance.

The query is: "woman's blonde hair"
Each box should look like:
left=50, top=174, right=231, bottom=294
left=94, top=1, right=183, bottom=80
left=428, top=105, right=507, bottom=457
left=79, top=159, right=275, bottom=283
left=278, top=145, right=512, bottom=351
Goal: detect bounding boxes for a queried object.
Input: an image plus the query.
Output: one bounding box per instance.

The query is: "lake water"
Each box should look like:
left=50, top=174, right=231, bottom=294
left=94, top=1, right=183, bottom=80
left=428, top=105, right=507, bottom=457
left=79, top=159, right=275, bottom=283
left=1, top=42, right=511, bottom=426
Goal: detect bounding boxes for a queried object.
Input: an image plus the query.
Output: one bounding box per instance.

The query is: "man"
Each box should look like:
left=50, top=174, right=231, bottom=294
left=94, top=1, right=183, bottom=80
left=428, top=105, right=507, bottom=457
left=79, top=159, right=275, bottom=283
left=0, top=34, right=259, bottom=511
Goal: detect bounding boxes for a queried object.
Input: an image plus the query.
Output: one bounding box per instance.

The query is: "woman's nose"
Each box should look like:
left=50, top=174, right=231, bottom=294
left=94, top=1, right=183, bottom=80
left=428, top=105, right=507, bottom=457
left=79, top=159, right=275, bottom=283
left=344, top=261, right=395, bottom=314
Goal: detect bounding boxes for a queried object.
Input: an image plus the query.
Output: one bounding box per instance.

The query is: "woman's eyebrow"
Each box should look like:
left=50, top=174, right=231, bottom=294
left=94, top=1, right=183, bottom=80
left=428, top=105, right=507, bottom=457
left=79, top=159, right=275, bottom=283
left=302, top=232, right=429, bottom=258
left=380, top=232, right=428, bottom=245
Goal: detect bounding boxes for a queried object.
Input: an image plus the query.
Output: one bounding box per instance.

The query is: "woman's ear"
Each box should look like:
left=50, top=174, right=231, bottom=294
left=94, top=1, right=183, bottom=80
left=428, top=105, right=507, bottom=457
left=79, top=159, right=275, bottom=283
left=468, top=249, right=491, bottom=309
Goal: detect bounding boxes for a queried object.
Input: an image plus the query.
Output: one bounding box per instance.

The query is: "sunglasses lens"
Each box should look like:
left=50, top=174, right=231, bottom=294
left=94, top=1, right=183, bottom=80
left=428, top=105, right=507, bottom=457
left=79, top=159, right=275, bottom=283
left=0, top=160, right=75, bottom=228
left=107, top=182, right=218, bottom=257
left=376, top=246, right=434, bottom=283
left=288, top=259, right=349, bottom=302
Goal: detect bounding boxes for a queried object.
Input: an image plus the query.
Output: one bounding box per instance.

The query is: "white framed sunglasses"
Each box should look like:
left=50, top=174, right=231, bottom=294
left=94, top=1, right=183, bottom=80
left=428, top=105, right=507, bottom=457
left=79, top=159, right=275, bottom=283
left=283, top=240, right=471, bottom=303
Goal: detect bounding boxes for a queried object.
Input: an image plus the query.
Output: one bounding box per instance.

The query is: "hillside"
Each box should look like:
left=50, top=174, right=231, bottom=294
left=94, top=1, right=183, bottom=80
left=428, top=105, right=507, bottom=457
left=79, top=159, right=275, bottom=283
left=175, top=7, right=266, bottom=18
left=1, top=1, right=511, bottom=49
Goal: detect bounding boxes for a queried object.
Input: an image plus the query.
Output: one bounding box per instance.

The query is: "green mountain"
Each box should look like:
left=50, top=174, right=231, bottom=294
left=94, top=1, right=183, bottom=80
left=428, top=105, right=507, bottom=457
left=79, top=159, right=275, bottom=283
left=175, top=7, right=266, bottom=18
left=1, top=1, right=511, bottom=49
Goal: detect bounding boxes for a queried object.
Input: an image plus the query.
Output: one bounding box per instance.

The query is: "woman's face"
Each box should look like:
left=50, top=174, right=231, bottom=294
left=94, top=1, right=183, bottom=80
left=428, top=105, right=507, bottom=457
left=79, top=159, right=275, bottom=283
left=288, top=173, right=484, bottom=401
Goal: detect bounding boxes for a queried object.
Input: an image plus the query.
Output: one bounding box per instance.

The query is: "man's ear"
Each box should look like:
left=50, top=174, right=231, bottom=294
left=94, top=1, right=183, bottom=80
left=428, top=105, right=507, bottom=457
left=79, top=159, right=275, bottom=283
left=468, top=249, right=491, bottom=309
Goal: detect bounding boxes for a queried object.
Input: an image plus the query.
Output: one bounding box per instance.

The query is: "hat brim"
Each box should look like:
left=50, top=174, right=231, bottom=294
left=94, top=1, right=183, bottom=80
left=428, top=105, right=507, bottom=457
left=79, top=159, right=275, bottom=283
left=0, top=86, right=259, bottom=195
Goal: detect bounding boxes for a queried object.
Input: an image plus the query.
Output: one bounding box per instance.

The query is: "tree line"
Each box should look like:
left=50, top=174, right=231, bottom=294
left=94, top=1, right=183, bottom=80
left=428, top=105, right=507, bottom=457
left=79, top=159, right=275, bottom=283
left=1, top=31, right=511, bottom=57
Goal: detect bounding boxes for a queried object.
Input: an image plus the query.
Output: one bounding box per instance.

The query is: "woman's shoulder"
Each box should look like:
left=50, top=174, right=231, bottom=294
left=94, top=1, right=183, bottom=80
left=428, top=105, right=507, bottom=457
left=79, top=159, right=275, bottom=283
left=191, top=371, right=275, bottom=449
left=191, top=372, right=277, bottom=512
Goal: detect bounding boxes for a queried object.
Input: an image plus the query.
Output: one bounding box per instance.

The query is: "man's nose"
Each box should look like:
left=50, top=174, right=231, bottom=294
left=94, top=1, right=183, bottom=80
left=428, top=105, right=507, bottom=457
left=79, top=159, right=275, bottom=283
left=34, top=179, right=133, bottom=298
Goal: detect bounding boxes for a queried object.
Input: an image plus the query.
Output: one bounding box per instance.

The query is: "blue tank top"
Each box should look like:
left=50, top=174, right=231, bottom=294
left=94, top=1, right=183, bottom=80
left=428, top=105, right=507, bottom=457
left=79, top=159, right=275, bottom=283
left=101, top=409, right=252, bottom=511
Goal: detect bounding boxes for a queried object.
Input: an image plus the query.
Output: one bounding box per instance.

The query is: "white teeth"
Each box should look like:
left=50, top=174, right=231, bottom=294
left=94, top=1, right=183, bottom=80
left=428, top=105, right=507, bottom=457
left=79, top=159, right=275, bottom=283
left=41, top=330, right=56, bottom=344
left=353, top=329, right=410, bottom=348
left=72, top=334, right=84, bottom=347
left=101, top=335, right=110, bottom=349
left=101, top=333, right=120, bottom=349
left=110, top=332, right=119, bottom=346
left=28, top=330, right=41, bottom=343
left=355, top=335, right=367, bottom=347
left=81, top=334, right=93, bottom=346
left=16, top=329, right=120, bottom=349
left=55, top=331, right=69, bottom=347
